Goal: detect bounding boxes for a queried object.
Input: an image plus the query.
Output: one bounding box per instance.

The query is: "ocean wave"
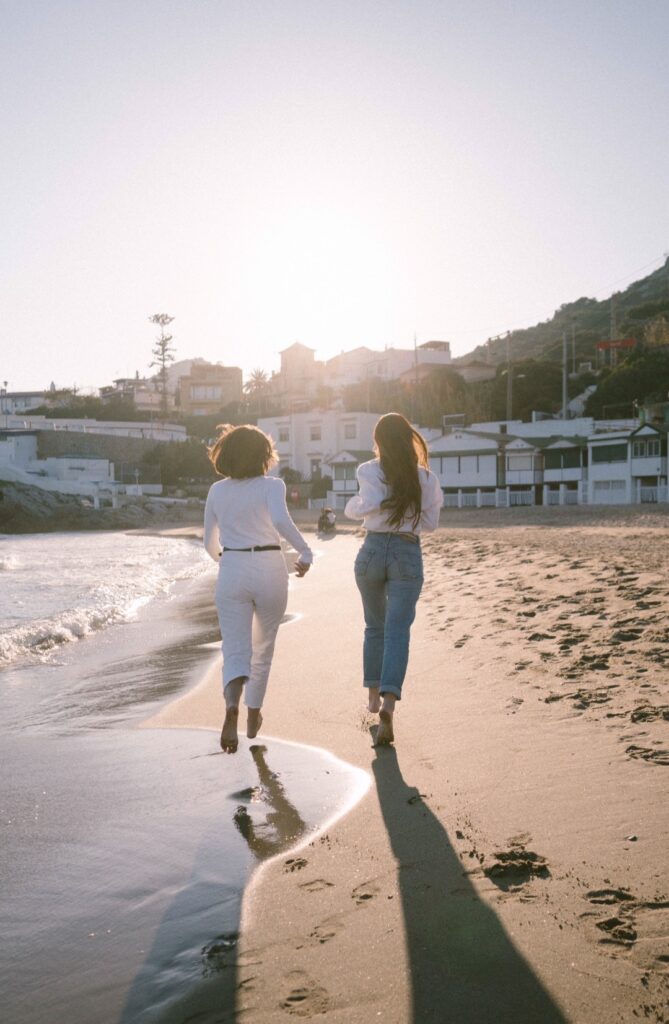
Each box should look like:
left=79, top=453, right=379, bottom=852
left=0, top=534, right=214, bottom=666
left=0, top=602, right=146, bottom=664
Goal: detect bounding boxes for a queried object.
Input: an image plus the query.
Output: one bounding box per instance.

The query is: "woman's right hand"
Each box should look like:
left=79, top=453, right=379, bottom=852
left=294, top=560, right=310, bottom=578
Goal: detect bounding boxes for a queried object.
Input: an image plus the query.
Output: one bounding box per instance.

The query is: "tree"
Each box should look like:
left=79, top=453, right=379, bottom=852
left=310, top=473, right=332, bottom=498
left=149, top=314, right=176, bottom=418
left=243, top=368, right=271, bottom=416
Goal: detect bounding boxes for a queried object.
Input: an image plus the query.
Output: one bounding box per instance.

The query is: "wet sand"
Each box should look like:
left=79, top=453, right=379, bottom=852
left=0, top=555, right=367, bottom=1024
left=153, top=507, right=669, bottom=1022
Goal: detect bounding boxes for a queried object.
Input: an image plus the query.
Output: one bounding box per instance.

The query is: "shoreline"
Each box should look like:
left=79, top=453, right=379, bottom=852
left=143, top=512, right=669, bottom=1022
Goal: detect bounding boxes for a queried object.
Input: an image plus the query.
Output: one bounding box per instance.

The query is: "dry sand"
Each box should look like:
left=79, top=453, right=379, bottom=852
left=146, top=507, right=669, bottom=1023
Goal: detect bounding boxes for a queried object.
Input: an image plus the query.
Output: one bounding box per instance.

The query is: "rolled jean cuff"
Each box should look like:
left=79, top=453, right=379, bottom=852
left=363, top=679, right=381, bottom=688
left=380, top=685, right=402, bottom=700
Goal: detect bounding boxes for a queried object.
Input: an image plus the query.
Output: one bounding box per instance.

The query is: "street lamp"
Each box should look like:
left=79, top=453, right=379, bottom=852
left=1, top=381, right=8, bottom=428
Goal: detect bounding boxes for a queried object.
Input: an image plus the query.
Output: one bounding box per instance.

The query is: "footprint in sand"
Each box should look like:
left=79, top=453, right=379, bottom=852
left=284, top=857, right=308, bottom=873
left=308, top=916, right=343, bottom=945
left=595, top=915, right=637, bottom=945
left=625, top=744, right=669, bottom=766
left=454, top=635, right=470, bottom=648
left=280, top=971, right=331, bottom=1017
left=299, top=878, right=334, bottom=893
left=352, top=881, right=380, bottom=904
left=630, top=704, right=669, bottom=723
left=586, top=888, right=635, bottom=905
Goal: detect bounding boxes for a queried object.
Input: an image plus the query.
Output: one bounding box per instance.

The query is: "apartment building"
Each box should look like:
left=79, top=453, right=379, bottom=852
left=257, top=410, right=379, bottom=482
left=177, top=361, right=243, bottom=416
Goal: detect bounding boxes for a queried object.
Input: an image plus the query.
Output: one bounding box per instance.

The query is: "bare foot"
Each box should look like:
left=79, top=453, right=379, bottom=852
left=220, top=707, right=239, bottom=753
left=375, top=709, right=394, bottom=746
left=247, top=708, right=263, bottom=739
left=368, top=687, right=381, bottom=713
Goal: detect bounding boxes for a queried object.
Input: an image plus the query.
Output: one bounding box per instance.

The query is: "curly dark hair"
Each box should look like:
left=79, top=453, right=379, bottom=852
left=208, top=424, right=277, bottom=479
left=374, top=413, right=429, bottom=529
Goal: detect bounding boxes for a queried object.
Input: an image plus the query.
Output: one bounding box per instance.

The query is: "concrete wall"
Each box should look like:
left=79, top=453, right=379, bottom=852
left=37, top=430, right=163, bottom=467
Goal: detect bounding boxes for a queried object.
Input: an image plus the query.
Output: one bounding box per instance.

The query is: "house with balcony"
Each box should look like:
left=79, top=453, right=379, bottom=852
left=629, top=423, right=667, bottom=502
left=502, top=438, right=544, bottom=505
left=177, top=361, right=242, bottom=416
left=99, top=377, right=163, bottom=413
left=542, top=438, right=588, bottom=505
left=587, top=432, right=632, bottom=504
left=324, top=449, right=375, bottom=508
left=428, top=431, right=501, bottom=507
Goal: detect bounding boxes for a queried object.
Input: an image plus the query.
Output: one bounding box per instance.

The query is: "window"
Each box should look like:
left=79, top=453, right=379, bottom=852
left=278, top=427, right=289, bottom=442
left=310, top=459, right=321, bottom=477
left=334, top=464, right=356, bottom=481
left=632, top=441, right=645, bottom=458
left=344, top=423, right=356, bottom=439
left=545, top=449, right=581, bottom=470
left=191, top=385, right=221, bottom=401
left=647, top=439, right=660, bottom=457
left=507, top=454, right=533, bottom=471
left=309, top=425, right=321, bottom=441
left=592, top=443, right=628, bottom=464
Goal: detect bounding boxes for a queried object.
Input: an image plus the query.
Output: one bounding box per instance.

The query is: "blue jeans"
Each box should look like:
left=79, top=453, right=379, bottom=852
left=353, top=532, right=424, bottom=700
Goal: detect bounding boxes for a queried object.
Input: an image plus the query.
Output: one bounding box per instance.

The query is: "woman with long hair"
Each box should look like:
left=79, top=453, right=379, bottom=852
left=204, top=424, right=312, bottom=753
left=345, top=413, right=443, bottom=745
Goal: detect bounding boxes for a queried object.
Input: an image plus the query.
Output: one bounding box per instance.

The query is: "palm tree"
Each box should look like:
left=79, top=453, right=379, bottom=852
left=244, top=368, right=271, bottom=416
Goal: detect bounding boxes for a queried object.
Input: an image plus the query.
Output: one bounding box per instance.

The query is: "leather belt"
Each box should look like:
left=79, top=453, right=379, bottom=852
left=222, top=545, right=281, bottom=552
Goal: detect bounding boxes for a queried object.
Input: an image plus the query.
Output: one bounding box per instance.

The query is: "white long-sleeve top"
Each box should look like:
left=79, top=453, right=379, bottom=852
left=204, top=476, right=313, bottom=563
left=344, top=459, right=443, bottom=534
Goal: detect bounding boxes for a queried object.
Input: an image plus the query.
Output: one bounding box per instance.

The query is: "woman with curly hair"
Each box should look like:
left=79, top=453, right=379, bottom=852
left=204, top=424, right=312, bottom=753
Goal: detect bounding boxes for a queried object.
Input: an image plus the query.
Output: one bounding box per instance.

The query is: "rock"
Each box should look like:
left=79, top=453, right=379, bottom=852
left=0, top=479, right=202, bottom=534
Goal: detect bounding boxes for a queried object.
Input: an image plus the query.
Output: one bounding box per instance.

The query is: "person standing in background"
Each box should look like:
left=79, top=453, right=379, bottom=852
left=345, top=413, right=443, bottom=745
left=204, top=425, right=312, bottom=753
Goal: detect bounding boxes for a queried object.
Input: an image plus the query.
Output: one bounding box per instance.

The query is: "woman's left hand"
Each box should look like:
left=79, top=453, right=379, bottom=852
left=294, top=560, right=310, bottom=577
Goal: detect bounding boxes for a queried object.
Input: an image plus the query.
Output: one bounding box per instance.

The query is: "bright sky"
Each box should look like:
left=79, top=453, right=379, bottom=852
left=2, top=0, right=668, bottom=392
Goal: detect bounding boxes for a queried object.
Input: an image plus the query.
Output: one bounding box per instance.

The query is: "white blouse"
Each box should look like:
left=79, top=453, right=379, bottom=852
left=344, top=459, right=443, bottom=534
left=204, top=476, right=313, bottom=563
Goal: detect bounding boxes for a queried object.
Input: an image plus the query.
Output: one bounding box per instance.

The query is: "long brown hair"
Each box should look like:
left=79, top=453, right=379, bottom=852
left=374, top=413, right=429, bottom=528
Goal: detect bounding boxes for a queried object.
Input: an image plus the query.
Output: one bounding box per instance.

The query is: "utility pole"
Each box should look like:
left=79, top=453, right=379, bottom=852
left=610, top=293, right=618, bottom=369
left=571, top=319, right=577, bottom=375
left=413, top=332, right=419, bottom=423
left=505, top=333, right=513, bottom=422
left=562, top=331, right=569, bottom=420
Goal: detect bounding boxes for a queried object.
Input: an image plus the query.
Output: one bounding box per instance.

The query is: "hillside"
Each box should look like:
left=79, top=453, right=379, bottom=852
left=459, top=258, right=669, bottom=367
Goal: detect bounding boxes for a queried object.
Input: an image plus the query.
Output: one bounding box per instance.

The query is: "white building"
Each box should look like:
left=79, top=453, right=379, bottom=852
left=587, top=423, right=667, bottom=504
left=542, top=438, right=588, bottom=505
left=0, top=390, right=48, bottom=416
left=0, top=430, right=117, bottom=504
left=587, top=431, right=632, bottom=504
left=324, top=341, right=452, bottom=391
left=3, top=415, right=187, bottom=442
left=428, top=431, right=500, bottom=507
left=257, top=411, right=379, bottom=482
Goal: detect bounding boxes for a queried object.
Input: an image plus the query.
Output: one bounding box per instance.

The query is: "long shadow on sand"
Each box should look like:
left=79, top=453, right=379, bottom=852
left=372, top=746, right=567, bottom=1024
left=118, top=744, right=308, bottom=1024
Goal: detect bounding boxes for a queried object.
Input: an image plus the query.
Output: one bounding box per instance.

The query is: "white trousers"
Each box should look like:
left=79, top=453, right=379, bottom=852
left=215, top=550, right=289, bottom=708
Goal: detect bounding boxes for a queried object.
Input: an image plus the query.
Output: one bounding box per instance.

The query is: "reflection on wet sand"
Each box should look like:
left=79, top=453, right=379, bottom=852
left=119, top=743, right=310, bottom=1023
left=233, top=744, right=308, bottom=859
